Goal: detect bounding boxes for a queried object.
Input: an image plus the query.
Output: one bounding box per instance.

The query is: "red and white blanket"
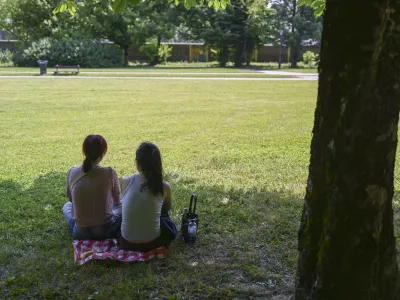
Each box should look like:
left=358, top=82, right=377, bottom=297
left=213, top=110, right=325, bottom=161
left=73, top=239, right=168, bottom=265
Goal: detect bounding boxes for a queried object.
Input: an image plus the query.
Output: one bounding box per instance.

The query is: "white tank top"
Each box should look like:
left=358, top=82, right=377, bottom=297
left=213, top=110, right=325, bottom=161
left=121, top=174, right=163, bottom=242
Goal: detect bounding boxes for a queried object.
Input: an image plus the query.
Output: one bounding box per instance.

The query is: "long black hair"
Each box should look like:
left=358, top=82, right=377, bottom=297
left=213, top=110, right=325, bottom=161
left=136, top=142, right=164, bottom=196
left=82, top=134, right=108, bottom=173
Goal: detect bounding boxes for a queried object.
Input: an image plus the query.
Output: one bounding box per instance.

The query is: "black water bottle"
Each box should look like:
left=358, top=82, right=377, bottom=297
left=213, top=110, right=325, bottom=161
left=187, top=219, right=197, bottom=246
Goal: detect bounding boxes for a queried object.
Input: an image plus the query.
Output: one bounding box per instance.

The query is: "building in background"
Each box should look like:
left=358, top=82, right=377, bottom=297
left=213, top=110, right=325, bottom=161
left=0, top=25, right=18, bottom=51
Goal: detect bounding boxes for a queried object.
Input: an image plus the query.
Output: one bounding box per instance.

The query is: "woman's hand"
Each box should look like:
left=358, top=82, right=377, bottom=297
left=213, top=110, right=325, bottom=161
left=163, top=182, right=172, bottom=212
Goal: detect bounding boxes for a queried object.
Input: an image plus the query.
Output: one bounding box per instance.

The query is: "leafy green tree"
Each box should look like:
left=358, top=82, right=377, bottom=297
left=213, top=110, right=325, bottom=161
left=298, top=0, right=325, bottom=16
left=77, top=0, right=139, bottom=66
left=64, top=0, right=184, bottom=66
left=127, top=0, right=183, bottom=65
left=9, top=0, right=182, bottom=66
left=271, top=0, right=322, bottom=68
left=10, top=0, right=87, bottom=41
left=0, top=0, right=18, bottom=39
left=55, top=0, right=230, bottom=14
left=182, top=0, right=274, bottom=67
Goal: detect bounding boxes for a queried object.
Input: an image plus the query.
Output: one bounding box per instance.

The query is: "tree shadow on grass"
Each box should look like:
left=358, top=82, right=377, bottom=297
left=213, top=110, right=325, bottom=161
left=0, top=171, right=304, bottom=299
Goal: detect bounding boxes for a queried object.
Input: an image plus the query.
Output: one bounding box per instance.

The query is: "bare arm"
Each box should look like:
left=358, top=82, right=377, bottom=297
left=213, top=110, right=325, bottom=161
left=163, top=181, right=172, bottom=212
left=120, top=176, right=132, bottom=195
left=66, top=169, right=72, bottom=201
left=111, top=168, right=121, bottom=205
left=111, top=168, right=122, bottom=215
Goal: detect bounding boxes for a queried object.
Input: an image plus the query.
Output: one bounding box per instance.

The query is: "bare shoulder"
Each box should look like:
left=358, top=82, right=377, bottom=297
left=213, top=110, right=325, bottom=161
left=122, top=175, right=134, bottom=185
left=163, top=181, right=171, bottom=191
left=120, top=175, right=134, bottom=194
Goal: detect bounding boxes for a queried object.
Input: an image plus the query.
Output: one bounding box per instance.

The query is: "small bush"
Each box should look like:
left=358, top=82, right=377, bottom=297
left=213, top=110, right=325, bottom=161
left=139, top=41, right=158, bottom=65
left=0, top=49, right=14, bottom=66
left=158, top=44, right=172, bottom=64
left=13, top=38, right=123, bottom=68
left=303, top=51, right=317, bottom=67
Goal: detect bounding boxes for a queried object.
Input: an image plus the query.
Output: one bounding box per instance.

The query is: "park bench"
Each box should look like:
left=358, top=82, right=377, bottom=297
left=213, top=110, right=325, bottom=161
left=54, top=65, right=80, bottom=75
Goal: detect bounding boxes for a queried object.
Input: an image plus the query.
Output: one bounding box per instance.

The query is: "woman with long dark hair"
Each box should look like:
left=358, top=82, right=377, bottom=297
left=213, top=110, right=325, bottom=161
left=119, top=142, right=177, bottom=251
left=62, top=134, right=122, bottom=240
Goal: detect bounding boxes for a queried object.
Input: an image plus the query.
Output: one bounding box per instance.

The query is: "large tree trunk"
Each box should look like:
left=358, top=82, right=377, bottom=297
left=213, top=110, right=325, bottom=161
left=296, top=0, right=400, bottom=299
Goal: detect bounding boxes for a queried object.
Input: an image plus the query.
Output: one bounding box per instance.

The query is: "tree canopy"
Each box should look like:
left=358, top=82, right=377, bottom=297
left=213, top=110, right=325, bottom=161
left=54, top=0, right=231, bottom=14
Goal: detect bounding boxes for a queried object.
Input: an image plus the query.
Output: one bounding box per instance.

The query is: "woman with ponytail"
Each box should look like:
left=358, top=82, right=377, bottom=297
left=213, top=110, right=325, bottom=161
left=118, top=142, right=177, bottom=251
left=62, top=134, right=122, bottom=240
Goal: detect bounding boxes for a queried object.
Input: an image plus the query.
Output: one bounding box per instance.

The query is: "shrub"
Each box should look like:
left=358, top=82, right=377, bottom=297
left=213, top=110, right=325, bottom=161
left=13, top=38, right=123, bottom=68
left=303, top=51, right=317, bottom=67
left=139, top=41, right=158, bottom=65
left=158, top=44, right=172, bottom=64
left=0, top=49, right=14, bottom=66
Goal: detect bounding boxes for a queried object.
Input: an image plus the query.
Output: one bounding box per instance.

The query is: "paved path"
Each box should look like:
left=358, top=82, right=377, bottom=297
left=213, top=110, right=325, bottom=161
left=0, top=75, right=318, bottom=81
left=259, top=70, right=318, bottom=76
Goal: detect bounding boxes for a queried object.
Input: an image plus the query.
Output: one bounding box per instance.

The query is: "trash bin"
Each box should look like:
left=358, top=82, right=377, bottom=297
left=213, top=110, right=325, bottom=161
left=38, top=60, right=48, bottom=75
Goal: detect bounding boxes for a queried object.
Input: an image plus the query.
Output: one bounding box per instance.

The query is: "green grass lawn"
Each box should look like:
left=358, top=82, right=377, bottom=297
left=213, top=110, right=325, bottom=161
left=0, top=78, right=398, bottom=299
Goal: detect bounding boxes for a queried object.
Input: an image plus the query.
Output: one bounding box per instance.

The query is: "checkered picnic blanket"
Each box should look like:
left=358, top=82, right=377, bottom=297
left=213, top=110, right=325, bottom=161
left=73, top=239, right=168, bottom=265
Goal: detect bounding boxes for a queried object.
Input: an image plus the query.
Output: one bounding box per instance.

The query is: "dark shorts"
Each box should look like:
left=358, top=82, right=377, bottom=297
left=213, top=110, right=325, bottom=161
left=118, top=215, right=178, bottom=252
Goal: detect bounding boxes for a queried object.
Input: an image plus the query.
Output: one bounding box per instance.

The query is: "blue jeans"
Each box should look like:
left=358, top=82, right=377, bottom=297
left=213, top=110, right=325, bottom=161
left=62, top=202, right=121, bottom=240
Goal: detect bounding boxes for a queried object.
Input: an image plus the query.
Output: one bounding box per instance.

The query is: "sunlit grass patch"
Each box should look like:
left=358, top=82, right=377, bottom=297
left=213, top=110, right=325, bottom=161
left=1, top=78, right=319, bottom=298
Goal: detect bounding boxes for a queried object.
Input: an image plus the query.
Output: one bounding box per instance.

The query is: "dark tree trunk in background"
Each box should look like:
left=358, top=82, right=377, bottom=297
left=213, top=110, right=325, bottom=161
left=290, top=47, right=299, bottom=68
left=290, top=0, right=298, bottom=68
left=155, top=35, right=162, bottom=65
left=219, top=43, right=229, bottom=67
left=296, top=0, right=400, bottom=299
left=234, top=39, right=245, bottom=67
left=124, top=46, right=129, bottom=67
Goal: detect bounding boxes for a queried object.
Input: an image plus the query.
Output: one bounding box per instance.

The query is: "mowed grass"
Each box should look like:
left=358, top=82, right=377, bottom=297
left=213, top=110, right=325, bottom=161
left=0, top=77, right=398, bottom=299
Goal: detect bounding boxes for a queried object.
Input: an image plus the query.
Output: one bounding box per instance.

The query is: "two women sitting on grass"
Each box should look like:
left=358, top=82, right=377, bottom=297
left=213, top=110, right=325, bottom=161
left=62, top=135, right=177, bottom=251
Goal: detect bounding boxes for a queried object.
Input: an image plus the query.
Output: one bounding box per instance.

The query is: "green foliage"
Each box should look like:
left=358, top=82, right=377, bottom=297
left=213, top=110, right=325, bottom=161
left=52, top=0, right=78, bottom=15
left=54, top=0, right=231, bottom=14
left=74, top=0, right=182, bottom=66
left=270, top=0, right=322, bottom=67
left=298, top=0, right=325, bottom=17
left=182, top=0, right=275, bottom=67
left=302, top=50, right=317, bottom=67
left=0, top=0, right=18, bottom=41
left=158, top=44, right=172, bottom=64
left=139, top=41, right=159, bottom=65
left=10, top=0, right=90, bottom=41
left=13, top=38, right=123, bottom=67
left=0, top=49, right=14, bottom=66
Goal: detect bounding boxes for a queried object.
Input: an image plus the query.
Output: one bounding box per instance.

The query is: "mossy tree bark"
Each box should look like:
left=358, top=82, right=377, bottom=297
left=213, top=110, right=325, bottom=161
left=296, top=0, right=400, bottom=299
